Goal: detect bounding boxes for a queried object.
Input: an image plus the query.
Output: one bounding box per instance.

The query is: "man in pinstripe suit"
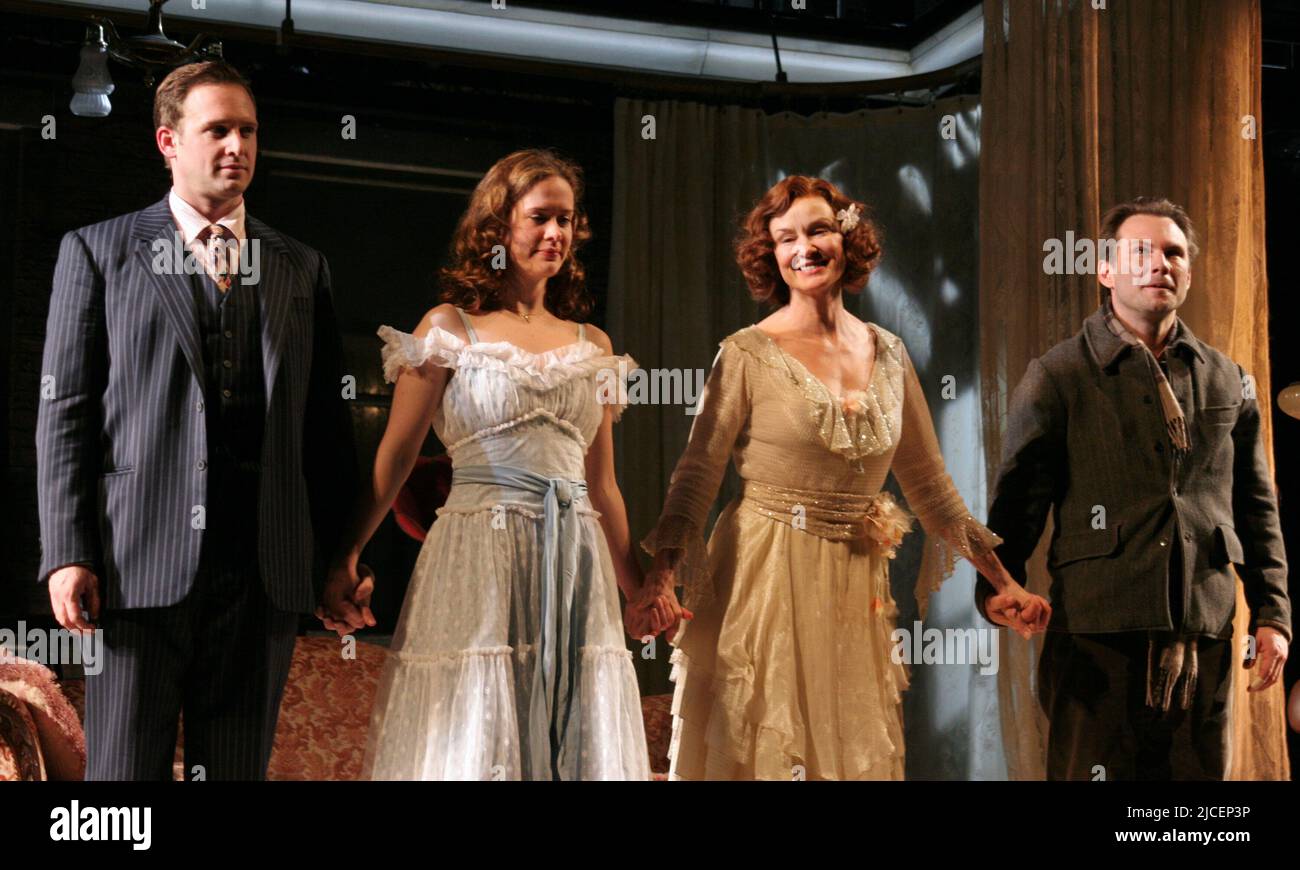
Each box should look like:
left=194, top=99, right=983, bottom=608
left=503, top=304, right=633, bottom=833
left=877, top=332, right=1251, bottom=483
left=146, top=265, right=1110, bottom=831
left=36, top=61, right=359, bottom=780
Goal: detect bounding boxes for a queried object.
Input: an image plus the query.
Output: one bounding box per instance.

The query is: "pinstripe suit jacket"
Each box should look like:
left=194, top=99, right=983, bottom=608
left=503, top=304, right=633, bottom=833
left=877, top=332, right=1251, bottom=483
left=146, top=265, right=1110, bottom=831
left=36, top=195, right=358, bottom=613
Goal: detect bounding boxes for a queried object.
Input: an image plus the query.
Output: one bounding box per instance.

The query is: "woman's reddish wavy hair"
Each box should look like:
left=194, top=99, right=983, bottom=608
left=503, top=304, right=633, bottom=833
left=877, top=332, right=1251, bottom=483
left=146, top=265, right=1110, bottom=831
left=438, top=148, right=593, bottom=320
left=735, top=175, right=882, bottom=307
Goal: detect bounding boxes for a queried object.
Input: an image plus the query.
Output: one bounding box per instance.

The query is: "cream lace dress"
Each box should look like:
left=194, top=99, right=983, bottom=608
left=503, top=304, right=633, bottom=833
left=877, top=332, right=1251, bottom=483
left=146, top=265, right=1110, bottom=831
left=642, top=324, right=1000, bottom=780
left=362, top=310, right=650, bottom=781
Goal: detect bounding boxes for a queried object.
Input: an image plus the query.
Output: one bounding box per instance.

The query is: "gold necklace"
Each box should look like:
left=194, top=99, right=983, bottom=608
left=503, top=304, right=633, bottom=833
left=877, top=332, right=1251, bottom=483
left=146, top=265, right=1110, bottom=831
left=508, top=305, right=539, bottom=324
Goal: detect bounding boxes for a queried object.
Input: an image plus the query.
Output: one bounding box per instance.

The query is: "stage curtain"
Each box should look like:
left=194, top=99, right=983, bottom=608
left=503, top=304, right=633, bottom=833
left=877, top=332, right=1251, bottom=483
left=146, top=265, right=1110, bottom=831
left=979, top=0, right=1286, bottom=780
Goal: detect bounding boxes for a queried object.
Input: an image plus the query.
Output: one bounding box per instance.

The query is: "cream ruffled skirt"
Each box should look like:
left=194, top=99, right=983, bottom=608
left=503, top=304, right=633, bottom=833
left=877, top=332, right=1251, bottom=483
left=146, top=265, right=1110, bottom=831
left=669, top=499, right=909, bottom=780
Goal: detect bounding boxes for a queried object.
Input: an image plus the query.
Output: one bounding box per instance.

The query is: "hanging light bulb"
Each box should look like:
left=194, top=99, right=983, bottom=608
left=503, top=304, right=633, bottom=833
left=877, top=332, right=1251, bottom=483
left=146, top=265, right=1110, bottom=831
left=1279, top=382, right=1300, bottom=420
left=70, top=25, right=114, bottom=118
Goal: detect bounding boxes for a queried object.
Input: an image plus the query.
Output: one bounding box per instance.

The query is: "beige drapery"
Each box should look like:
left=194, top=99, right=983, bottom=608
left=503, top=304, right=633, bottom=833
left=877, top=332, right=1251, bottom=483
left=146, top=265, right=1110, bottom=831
left=979, top=0, right=1286, bottom=779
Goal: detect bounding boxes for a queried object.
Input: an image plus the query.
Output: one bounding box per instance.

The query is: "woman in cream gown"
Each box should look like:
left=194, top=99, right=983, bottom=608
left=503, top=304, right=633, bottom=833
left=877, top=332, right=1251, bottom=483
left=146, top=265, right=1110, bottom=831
left=635, top=176, right=1049, bottom=781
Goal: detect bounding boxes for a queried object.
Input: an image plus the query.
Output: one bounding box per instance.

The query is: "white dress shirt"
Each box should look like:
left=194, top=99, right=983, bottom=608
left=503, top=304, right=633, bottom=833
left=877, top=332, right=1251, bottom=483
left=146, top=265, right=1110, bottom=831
left=168, top=189, right=247, bottom=285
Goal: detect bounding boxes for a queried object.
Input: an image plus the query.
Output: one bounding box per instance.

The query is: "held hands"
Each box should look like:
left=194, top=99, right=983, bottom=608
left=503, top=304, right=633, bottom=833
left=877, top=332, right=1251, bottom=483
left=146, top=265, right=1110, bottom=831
left=984, top=586, right=1051, bottom=640
left=967, top=549, right=1050, bottom=640
left=1245, top=626, right=1288, bottom=693
left=982, top=566, right=1052, bottom=640
left=316, top=557, right=377, bottom=637
left=48, top=565, right=100, bottom=633
left=625, top=563, right=693, bottom=644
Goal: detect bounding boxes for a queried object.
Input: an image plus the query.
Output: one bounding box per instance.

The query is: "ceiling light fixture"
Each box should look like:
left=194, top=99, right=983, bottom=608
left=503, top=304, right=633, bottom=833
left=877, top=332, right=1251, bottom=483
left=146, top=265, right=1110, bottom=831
left=70, top=0, right=224, bottom=117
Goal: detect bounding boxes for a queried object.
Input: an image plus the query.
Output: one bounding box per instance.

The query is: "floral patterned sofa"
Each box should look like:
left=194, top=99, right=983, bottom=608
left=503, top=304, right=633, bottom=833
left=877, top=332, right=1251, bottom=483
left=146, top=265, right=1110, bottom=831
left=3, top=637, right=673, bottom=780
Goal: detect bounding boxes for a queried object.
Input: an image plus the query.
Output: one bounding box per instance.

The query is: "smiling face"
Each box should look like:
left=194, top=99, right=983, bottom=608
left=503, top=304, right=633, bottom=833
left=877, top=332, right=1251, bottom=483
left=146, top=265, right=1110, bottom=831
left=769, top=195, right=847, bottom=300
left=505, top=175, right=575, bottom=287
left=1099, top=213, right=1191, bottom=322
left=157, top=82, right=257, bottom=211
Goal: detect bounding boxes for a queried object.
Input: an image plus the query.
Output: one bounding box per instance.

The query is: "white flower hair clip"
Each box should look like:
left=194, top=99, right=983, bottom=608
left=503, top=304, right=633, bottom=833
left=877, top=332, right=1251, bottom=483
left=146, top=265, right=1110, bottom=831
left=837, top=203, right=861, bottom=233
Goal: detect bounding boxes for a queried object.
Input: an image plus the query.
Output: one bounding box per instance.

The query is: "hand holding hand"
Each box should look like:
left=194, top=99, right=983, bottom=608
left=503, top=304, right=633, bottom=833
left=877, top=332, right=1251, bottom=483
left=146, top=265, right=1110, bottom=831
left=623, top=597, right=656, bottom=642
left=985, top=579, right=1051, bottom=640
left=627, top=567, right=693, bottom=643
left=316, top=558, right=377, bottom=637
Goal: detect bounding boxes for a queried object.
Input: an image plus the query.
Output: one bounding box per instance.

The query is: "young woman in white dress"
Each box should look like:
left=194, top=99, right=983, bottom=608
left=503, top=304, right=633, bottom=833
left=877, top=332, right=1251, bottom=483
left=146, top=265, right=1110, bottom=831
left=318, top=149, right=656, bottom=780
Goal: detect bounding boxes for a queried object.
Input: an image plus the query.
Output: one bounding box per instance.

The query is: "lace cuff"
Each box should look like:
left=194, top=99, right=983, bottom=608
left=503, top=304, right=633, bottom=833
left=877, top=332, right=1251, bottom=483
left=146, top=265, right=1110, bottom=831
left=640, top=514, right=713, bottom=608
left=915, top=515, right=1004, bottom=619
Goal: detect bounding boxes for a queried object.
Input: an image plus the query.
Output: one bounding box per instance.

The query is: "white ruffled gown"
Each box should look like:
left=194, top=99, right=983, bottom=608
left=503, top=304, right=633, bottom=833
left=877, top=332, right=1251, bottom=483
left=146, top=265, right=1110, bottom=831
left=361, top=312, right=650, bottom=781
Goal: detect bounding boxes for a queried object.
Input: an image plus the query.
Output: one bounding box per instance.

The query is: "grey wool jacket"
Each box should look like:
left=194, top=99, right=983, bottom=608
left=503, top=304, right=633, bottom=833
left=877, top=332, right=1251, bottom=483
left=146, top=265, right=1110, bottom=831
left=977, top=307, right=1290, bottom=641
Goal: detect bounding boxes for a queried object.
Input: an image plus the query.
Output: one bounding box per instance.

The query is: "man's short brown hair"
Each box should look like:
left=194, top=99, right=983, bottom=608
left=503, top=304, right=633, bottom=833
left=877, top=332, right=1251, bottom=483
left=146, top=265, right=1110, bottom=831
left=153, top=61, right=255, bottom=167
left=1100, top=196, right=1199, bottom=259
left=1097, top=196, right=1199, bottom=304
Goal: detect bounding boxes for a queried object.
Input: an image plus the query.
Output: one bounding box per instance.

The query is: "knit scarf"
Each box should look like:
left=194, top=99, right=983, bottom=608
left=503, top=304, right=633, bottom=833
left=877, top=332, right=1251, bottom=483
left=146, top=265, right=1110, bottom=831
left=1102, top=301, right=1191, bottom=458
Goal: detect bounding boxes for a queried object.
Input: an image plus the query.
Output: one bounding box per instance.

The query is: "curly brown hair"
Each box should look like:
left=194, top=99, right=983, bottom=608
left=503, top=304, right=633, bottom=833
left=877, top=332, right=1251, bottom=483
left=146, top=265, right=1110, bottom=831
left=438, top=149, right=593, bottom=320
left=736, top=175, right=882, bottom=307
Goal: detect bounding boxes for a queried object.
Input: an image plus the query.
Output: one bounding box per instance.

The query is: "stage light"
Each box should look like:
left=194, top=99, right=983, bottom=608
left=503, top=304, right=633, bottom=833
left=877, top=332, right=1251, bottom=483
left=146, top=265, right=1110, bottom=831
left=69, top=25, right=114, bottom=118
left=1278, top=382, right=1300, bottom=420
left=66, top=0, right=224, bottom=113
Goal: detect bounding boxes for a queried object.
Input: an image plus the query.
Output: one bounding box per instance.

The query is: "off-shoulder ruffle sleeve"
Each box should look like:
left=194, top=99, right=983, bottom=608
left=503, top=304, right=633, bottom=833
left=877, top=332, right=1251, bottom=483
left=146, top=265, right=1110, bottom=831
left=376, top=324, right=463, bottom=383
left=890, top=341, right=1003, bottom=618
left=377, top=324, right=636, bottom=403
left=593, top=354, right=640, bottom=425
left=640, top=337, right=751, bottom=607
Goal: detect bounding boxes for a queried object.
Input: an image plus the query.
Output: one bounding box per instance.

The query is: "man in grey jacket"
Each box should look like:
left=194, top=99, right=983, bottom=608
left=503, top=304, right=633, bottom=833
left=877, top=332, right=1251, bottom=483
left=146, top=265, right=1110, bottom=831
left=979, top=197, right=1290, bottom=780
